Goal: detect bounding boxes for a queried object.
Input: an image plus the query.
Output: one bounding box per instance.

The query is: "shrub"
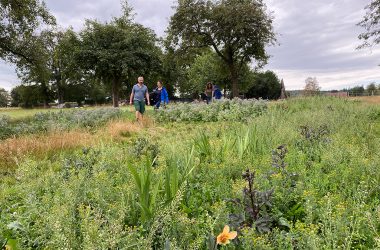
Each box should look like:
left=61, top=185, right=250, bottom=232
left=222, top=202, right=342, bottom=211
left=155, top=98, right=268, bottom=122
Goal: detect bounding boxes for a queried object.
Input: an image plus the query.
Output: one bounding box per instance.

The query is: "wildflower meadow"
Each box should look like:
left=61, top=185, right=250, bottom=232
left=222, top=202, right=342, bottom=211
left=1, top=97, right=379, bottom=249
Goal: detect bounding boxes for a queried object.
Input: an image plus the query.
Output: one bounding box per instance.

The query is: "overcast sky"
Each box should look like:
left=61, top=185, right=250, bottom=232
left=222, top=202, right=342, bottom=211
left=0, top=0, right=378, bottom=91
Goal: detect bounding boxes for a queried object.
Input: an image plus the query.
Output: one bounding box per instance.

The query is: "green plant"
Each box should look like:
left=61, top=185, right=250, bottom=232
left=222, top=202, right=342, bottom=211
left=127, top=158, right=160, bottom=223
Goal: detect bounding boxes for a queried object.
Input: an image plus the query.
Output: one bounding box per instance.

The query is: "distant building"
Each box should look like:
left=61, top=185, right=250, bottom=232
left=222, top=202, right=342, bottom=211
left=325, top=92, right=349, bottom=97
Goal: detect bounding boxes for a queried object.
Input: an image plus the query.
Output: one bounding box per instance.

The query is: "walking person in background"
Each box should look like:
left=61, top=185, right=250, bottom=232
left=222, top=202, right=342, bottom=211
left=205, top=82, right=214, bottom=104
left=153, top=80, right=169, bottom=110
left=130, top=76, right=150, bottom=122
left=213, top=85, right=223, bottom=100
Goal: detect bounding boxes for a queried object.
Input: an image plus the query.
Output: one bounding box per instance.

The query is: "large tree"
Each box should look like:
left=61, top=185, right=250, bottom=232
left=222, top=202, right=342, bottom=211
left=358, top=0, right=380, bottom=48
left=168, top=0, right=276, bottom=97
left=15, top=30, right=53, bottom=106
left=245, top=70, right=280, bottom=99
left=0, top=0, right=55, bottom=63
left=0, top=88, right=9, bottom=107
left=77, top=14, right=161, bottom=107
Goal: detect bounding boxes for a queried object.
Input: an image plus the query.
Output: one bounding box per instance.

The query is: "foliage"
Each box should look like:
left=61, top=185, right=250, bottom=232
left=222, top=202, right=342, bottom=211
left=1, top=97, right=380, bottom=249
left=77, top=9, right=162, bottom=107
left=303, top=77, right=320, bottom=96
left=358, top=0, right=380, bottom=48
left=246, top=70, right=281, bottom=99
left=10, top=84, right=53, bottom=108
left=184, top=50, right=229, bottom=96
left=348, top=85, right=365, bottom=96
left=0, top=0, right=55, bottom=64
left=154, top=98, right=268, bottom=122
left=0, top=88, right=9, bottom=107
left=168, top=0, right=276, bottom=97
left=0, top=108, right=122, bottom=140
left=229, top=169, right=274, bottom=233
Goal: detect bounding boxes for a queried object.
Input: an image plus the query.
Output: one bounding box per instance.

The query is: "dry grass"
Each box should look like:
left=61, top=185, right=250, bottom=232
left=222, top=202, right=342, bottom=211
left=350, top=96, right=380, bottom=104
left=0, top=118, right=155, bottom=172
left=105, top=116, right=155, bottom=139
left=0, top=131, right=95, bottom=172
left=106, top=120, right=142, bottom=140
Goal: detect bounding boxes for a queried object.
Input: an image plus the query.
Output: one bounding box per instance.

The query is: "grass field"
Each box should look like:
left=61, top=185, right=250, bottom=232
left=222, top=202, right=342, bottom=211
left=351, top=95, right=380, bottom=104
left=1, top=97, right=380, bottom=249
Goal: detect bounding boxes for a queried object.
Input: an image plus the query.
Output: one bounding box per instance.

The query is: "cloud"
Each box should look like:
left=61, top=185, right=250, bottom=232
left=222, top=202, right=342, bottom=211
left=264, top=0, right=379, bottom=89
left=0, top=63, right=19, bottom=91
left=0, top=0, right=378, bottom=91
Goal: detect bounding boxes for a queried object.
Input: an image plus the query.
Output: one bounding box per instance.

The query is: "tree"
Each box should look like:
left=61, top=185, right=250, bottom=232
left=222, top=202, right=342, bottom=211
left=0, top=0, right=55, bottom=64
left=10, top=84, right=50, bottom=108
left=15, top=30, right=55, bottom=107
left=245, top=71, right=281, bottom=99
left=349, top=86, right=365, bottom=96
left=77, top=10, right=161, bottom=107
left=358, top=0, right=380, bottom=48
left=303, top=77, right=320, bottom=96
left=367, top=82, right=377, bottom=95
left=0, top=88, right=9, bottom=107
left=184, top=50, right=229, bottom=97
left=50, top=29, right=83, bottom=104
left=168, top=0, right=276, bottom=97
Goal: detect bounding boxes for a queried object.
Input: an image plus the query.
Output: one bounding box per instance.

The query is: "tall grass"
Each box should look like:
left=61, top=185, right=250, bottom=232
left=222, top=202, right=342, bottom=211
left=1, top=97, right=379, bottom=249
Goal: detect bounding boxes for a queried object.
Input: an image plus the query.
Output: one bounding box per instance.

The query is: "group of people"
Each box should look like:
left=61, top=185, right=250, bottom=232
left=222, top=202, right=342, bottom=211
left=129, top=77, right=223, bottom=122
left=129, top=76, right=169, bottom=122
left=203, top=82, right=223, bottom=104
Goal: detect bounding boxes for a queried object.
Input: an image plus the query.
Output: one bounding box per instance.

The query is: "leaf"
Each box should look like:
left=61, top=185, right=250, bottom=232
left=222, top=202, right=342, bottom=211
left=278, top=217, right=291, bottom=229
left=5, top=239, right=19, bottom=250
left=255, top=216, right=273, bottom=233
left=206, top=234, right=217, bottom=250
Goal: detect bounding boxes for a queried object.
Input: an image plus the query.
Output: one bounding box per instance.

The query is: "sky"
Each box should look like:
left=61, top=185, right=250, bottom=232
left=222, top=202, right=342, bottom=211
left=0, top=0, right=378, bottom=91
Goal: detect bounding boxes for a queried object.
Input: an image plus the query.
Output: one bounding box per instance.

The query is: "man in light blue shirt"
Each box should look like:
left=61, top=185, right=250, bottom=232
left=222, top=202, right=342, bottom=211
left=129, top=76, right=150, bottom=122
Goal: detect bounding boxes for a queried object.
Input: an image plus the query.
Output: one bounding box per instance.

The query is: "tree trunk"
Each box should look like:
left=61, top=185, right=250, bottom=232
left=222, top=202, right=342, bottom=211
left=112, top=78, right=121, bottom=107
left=57, top=79, right=64, bottom=104
left=41, top=82, right=50, bottom=108
left=228, top=63, right=239, bottom=98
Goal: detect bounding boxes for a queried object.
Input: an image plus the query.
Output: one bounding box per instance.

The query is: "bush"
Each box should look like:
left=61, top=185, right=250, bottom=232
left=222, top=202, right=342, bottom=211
left=155, top=98, right=268, bottom=122
left=0, top=108, right=122, bottom=140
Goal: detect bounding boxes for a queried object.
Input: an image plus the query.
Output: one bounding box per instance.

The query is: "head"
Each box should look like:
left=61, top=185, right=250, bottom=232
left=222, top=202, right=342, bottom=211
left=207, top=82, right=213, bottom=89
left=138, top=76, right=144, bottom=84
left=157, top=80, right=163, bottom=88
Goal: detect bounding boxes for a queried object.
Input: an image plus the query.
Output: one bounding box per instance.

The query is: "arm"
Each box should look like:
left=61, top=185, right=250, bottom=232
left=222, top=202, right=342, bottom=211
left=146, top=91, right=150, bottom=106
left=129, top=89, right=134, bottom=105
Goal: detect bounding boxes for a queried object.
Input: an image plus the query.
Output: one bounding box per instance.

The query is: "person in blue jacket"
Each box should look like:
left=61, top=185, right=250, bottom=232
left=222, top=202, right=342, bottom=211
left=213, top=85, right=223, bottom=100
left=153, top=80, right=169, bottom=109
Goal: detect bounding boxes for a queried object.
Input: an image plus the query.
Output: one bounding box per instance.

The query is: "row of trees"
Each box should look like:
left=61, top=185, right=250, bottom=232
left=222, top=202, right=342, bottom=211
left=0, top=0, right=282, bottom=108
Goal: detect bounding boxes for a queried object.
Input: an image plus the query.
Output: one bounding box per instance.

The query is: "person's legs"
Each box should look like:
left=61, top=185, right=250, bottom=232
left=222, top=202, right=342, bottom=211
left=139, top=101, right=146, bottom=121
left=134, top=101, right=142, bottom=121
left=155, top=101, right=161, bottom=110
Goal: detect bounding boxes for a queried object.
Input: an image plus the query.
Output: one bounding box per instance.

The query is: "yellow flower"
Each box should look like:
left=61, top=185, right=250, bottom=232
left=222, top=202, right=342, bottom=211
left=217, top=225, right=237, bottom=245
left=5, top=245, right=12, bottom=250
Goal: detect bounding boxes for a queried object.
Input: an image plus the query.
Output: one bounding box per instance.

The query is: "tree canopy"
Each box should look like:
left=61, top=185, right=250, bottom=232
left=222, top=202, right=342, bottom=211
left=358, top=0, right=380, bottom=48
left=245, top=70, right=280, bottom=99
left=0, top=0, right=55, bottom=64
left=77, top=14, right=161, bottom=107
left=167, top=0, right=276, bottom=97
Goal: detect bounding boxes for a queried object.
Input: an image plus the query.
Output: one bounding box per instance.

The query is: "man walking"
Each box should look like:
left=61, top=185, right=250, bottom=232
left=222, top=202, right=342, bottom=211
left=130, top=76, right=150, bottom=122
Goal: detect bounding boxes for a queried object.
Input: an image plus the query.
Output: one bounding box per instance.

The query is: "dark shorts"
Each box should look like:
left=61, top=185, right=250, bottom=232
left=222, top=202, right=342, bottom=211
left=134, top=100, right=145, bottom=114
